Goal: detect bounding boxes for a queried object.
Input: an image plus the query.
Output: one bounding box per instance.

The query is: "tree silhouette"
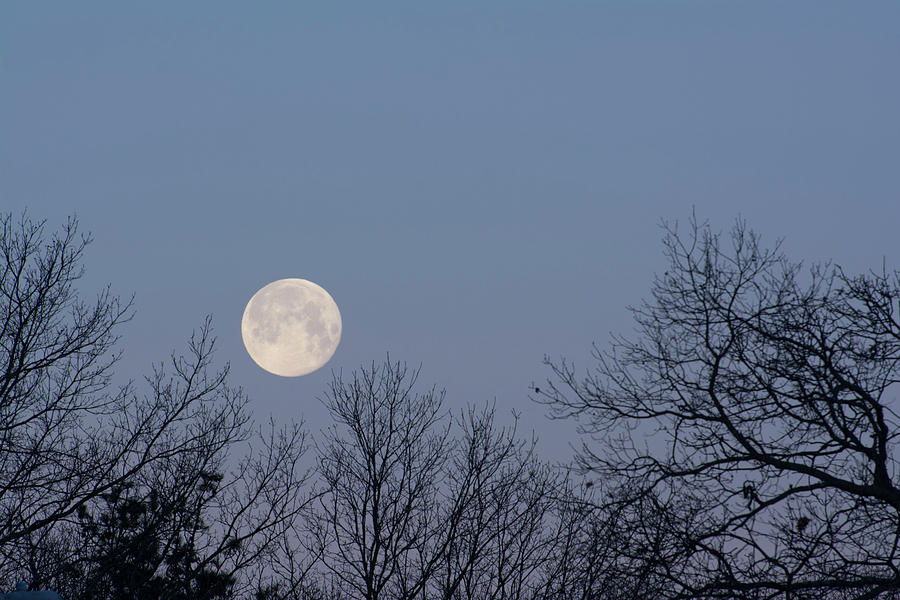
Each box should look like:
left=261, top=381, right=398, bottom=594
left=0, top=213, right=312, bottom=599
left=310, top=361, right=567, bottom=600
left=0, top=213, right=132, bottom=546
left=540, top=216, right=900, bottom=599
left=535, top=482, right=677, bottom=600
left=71, top=476, right=236, bottom=600
left=437, top=403, right=562, bottom=600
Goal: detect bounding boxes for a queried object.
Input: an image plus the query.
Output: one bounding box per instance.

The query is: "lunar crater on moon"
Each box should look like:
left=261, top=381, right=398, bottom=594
left=241, top=279, right=342, bottom=377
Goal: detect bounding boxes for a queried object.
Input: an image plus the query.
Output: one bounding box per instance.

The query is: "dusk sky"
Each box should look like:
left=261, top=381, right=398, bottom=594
left=3, top=2, right=899, bottom=461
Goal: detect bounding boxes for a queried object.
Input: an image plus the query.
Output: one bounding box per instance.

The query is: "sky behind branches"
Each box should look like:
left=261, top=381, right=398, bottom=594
left=2, top=2, right=898, bottom=460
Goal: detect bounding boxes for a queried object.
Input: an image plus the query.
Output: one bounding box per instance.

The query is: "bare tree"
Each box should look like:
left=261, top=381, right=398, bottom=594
left=2, top=320, right=313, bottom=600
left=0, top=213, right=314, bottom=598
left=311, top=361, right=452, bottom=600
left=310, top=361, right=569, bottom=600
left=0, top=213, right=133, bottom=545
left=439, top=404, right=562, bottom=600
left=540, top=216, right=900, bottom=599
left=534, top=481, right=677, bottom=600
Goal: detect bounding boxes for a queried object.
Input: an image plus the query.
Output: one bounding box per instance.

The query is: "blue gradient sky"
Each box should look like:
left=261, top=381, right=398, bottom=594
left=3, top=2, right=899, bottom=460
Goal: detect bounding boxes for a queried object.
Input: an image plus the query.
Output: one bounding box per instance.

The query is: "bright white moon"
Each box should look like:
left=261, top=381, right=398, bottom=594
left=241, top=278, right=342, bottom=377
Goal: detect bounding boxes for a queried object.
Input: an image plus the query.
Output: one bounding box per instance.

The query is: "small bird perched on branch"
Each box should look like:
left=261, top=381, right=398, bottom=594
left=742, top=482, right=759, bottom=507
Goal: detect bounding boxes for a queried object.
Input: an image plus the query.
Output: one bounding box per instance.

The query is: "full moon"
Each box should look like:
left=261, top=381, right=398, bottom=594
left=241, top=278, right=342, bottom=377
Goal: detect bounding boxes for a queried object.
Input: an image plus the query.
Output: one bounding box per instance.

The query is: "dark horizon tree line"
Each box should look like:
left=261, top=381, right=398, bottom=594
left=1, top=210, right=899, bottom=600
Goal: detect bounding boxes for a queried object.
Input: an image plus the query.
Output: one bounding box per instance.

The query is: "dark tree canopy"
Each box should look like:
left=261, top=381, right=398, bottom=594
left=541, top=216, right=900, bottom=599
